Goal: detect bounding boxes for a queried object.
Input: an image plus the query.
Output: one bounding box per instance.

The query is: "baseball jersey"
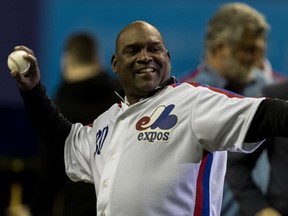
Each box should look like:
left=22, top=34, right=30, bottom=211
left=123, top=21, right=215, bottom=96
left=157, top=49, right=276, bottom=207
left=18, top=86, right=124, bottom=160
left=64, top=82, right=265, bottom=216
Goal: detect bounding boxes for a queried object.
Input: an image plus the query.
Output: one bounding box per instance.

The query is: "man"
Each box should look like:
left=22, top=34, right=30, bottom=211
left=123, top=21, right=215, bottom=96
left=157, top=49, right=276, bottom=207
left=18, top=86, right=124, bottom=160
left=179, top=3, right=285, bottom=215
left=9, top=20, right=288, bottom=216
left=180, top=3, right=276, bottom=96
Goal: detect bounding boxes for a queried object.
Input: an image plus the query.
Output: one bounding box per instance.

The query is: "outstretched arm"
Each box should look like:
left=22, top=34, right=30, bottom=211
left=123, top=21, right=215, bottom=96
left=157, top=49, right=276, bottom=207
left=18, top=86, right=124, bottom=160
left=9, top=45, right=72, bottom=164
left=245, top=98, right=288, bottom=141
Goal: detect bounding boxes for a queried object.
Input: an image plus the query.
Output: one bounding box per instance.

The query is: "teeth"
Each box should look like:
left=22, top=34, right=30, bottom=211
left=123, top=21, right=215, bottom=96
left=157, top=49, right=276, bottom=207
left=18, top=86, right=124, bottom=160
left=138, top=68, right=155, bottom=73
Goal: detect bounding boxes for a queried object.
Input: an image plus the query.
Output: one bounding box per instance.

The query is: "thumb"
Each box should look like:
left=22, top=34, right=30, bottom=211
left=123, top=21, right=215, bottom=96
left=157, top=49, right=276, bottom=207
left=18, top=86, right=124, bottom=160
left=10, top=70, right=19, bottom=78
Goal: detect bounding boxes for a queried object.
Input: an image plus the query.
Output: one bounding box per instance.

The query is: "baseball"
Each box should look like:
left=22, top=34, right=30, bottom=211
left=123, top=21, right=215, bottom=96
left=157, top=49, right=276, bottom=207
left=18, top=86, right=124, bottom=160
left=7, top=50, right=30, bottom=74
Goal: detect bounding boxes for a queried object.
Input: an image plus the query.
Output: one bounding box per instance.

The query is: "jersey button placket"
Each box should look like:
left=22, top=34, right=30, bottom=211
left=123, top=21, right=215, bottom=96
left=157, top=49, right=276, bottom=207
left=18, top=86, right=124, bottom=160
left=98, top=111, right=128, bottom=215
left=110, top=154, right=116, bottom=160
left=103, top=180, right=108, bottom=188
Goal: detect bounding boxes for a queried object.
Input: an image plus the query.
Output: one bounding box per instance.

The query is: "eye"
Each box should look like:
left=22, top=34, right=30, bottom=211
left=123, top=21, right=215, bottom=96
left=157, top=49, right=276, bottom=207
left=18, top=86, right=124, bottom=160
left=126, top=48, right=136, bottom=54
left=124, top=47, right=139, bottom=56
left=148, top=46, right=160, bottom=53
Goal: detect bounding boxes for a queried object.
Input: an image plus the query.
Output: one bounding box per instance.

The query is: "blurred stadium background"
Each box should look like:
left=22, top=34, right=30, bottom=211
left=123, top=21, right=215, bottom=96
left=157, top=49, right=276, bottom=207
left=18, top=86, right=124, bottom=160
left=1, top=0, right=288, bottom=104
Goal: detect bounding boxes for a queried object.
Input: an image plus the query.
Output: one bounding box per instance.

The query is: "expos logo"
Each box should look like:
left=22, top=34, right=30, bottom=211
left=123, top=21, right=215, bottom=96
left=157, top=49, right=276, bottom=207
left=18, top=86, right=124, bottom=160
left=136, top=104, right=178, bottom=143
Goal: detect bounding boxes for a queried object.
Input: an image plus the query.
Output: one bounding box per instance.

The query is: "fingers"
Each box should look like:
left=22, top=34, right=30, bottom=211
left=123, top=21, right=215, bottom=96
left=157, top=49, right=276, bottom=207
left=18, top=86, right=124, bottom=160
left=10, top=70, right=18, bottom=78
left=14, top=45, right=34, bottom=56
left=14, top=45, right=36, bottom=67
left=10, top=70, right=24, bottom=84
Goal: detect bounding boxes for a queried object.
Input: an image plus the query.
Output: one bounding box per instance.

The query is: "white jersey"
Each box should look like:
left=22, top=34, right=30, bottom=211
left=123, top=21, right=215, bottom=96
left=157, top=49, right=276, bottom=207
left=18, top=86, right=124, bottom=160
left=64, top=82, right=265, bottom=216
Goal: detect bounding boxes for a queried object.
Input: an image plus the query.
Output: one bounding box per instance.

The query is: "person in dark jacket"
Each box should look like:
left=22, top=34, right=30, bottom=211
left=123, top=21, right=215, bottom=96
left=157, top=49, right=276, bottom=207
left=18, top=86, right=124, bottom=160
left=226, top=80, right=288, bottom=216
left=30, top=32, right=120, bottom=216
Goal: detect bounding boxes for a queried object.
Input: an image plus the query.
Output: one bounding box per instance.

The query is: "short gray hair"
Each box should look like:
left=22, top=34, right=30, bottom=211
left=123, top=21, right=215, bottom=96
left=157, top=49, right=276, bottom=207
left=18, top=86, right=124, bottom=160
left=205, top=2, right=270, bottom=54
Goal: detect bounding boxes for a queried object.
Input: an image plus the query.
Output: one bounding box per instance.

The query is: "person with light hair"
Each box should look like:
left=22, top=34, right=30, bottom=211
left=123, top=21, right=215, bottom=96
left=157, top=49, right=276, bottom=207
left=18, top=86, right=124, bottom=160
left=180, top=2, right=286, bottom=216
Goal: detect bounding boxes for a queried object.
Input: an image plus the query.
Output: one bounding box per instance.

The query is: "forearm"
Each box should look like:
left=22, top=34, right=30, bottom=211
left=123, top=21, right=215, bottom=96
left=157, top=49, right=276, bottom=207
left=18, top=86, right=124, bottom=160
left=20, top=81, right=72, bottom=162
left=245, top=98, right=288, bottom=142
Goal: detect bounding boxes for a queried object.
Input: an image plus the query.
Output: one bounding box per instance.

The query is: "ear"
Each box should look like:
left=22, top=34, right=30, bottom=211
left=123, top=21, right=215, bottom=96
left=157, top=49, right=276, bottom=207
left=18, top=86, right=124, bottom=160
left=166, top=50, right=172, bottom=70
left=166, top=50, right=171, bottom=59
left=111, top=54, right=117, bottom=73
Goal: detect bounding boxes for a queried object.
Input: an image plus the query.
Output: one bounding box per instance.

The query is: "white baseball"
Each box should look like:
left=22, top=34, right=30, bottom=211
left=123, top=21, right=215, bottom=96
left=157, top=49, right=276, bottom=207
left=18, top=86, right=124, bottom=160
left=7, top=50, right=31, bottom=74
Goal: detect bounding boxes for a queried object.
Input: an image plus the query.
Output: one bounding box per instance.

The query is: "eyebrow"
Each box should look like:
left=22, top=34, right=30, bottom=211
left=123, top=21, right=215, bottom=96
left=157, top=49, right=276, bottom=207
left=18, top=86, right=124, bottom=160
left=124, top=41, right=163, bottom=48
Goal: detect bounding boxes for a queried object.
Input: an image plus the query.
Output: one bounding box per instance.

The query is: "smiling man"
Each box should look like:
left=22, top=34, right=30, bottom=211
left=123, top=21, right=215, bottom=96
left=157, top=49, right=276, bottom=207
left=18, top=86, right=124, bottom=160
left=111, top=21, right=171, bottom=104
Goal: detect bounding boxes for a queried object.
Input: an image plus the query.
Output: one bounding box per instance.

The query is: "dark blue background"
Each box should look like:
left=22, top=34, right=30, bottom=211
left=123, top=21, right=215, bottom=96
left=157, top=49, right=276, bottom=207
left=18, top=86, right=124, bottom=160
left=38, top=0, right=288, bottom=97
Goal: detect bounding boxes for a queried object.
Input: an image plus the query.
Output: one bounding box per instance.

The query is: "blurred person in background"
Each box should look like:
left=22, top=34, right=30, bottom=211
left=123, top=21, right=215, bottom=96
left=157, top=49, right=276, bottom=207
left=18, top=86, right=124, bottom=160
left=262, top=79, right=288, bottom=99
left=179, top=2, right=285, bottom=216
left=30, top=32, right=120, bottom=216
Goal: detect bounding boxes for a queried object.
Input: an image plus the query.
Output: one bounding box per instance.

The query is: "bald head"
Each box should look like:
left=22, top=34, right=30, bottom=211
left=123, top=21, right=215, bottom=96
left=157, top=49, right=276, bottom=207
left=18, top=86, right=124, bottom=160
left=115, top=21, right=166, bottom=54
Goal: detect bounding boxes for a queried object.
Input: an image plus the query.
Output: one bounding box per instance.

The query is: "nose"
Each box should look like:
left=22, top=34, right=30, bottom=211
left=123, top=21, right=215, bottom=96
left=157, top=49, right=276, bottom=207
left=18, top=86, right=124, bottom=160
left=248, top=45, right=265, bottom=66
left=137, top=49, right=153, bottom=62
left=241, top=48, right=264, bottom=68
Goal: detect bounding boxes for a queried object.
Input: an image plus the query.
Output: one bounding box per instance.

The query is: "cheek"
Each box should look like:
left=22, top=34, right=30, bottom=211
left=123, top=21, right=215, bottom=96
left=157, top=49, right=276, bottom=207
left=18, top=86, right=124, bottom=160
left=117, top=69, right=133, bottom=87
left=163, top=62, right=171, bottom=78
left=159, top=56, right=171, bottom=71
left=219, top=50, right=233, bottom=65
left=229, top=49, right=248, bottom=64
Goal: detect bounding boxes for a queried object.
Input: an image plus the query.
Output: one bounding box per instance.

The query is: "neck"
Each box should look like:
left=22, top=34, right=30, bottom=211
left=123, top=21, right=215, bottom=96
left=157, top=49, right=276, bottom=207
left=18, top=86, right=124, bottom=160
left=63, top=64, right=101, bottom=82
left=124, top=77, right=175, bottom=105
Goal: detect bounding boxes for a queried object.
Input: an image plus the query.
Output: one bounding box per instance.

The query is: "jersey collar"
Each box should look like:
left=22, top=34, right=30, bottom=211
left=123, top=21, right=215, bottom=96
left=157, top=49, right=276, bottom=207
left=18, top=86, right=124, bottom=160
left=114, top=76, right=177, bottom=104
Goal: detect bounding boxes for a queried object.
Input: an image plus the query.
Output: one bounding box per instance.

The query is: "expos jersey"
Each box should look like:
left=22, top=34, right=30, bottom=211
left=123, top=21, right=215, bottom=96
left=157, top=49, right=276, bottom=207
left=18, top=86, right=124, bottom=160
left=64, top=82, right=264, bottom=216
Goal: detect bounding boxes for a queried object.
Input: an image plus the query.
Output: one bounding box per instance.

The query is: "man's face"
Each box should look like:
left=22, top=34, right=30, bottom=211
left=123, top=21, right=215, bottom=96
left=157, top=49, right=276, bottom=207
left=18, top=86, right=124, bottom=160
left=111, top=22, right=171, bottom=102
left=221, top=32, right=266, bottom=84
